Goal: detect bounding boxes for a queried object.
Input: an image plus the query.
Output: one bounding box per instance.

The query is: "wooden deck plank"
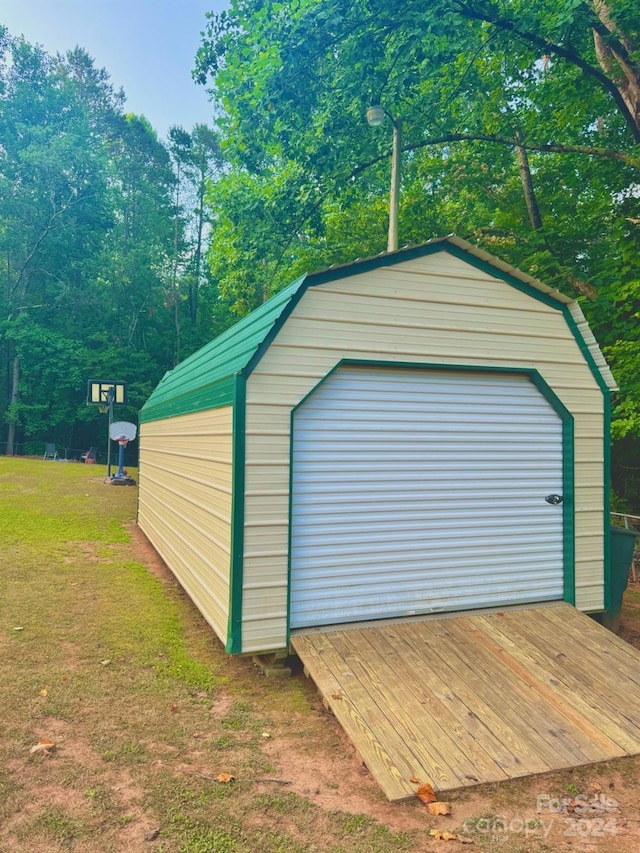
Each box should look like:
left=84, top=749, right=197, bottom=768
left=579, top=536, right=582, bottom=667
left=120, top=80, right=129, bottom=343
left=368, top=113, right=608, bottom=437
left=291, top=632, right=417, bottom=801
left=389, top=620, right=557, bottom=777
left=531, top=609, right=640, bottom=707
left=424, top=617, right=604, bottom=768
left=327, top=629, right=465, bottom=791
left=466, top=613, right=628, bottom=759
left=322, top=630, right=461, bottom=793
left=494, top=609, right=640, bottom=750
left=539, top=606, right=640, bottom=690
left=371, top=624, right=513, bottom=782
left=292, top=604, right=640, bottom=801
left=333, top=628, right=488, bottom=789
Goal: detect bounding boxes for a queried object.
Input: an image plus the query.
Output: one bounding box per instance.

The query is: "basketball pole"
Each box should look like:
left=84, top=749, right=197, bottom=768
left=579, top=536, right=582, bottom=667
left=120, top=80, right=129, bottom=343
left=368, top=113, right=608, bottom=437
left=106, top=386, right=115, bottom=478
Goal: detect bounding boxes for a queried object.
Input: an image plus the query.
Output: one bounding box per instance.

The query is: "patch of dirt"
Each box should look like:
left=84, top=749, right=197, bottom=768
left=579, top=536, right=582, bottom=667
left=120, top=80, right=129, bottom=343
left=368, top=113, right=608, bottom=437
left=3, top=722, right=159, bottom=853
left=208, top=694, right=235, bottom=717
left=125, top=522, right=174, bottom=583
left=258, top=706, right=429, bottom=832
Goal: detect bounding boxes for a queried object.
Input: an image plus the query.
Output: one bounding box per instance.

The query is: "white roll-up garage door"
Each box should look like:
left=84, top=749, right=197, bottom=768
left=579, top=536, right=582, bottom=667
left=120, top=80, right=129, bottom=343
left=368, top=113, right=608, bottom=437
left=290, top=365, right=565, bottom=629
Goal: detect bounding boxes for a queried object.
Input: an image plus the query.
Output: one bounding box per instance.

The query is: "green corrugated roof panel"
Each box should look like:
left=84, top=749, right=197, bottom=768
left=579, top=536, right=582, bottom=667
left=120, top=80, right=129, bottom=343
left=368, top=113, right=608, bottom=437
left=140, top=274, right=307, bottom=423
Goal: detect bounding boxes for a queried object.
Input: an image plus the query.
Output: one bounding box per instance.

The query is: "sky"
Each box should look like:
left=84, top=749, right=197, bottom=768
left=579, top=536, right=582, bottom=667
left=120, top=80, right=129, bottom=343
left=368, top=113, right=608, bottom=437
left=1, top=0, right=229, bottom=139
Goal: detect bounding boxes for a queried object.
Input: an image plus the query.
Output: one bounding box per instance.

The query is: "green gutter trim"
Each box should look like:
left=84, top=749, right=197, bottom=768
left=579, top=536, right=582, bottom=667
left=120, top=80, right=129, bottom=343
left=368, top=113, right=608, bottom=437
left=286, top=359, right=575, bottom=646
left=226, top=375, right=246, bottom=654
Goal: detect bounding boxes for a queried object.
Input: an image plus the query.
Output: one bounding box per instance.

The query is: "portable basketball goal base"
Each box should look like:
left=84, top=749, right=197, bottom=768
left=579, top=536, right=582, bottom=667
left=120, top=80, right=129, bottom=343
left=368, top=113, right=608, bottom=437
left=86, top=380, right=136, bottom=485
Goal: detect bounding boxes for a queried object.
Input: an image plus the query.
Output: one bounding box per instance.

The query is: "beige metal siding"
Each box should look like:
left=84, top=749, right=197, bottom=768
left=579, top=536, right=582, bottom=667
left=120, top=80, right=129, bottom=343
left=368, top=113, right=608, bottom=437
left=138, top=407, right=233, bottom=645
left=241, top=253, right=606, bottom=653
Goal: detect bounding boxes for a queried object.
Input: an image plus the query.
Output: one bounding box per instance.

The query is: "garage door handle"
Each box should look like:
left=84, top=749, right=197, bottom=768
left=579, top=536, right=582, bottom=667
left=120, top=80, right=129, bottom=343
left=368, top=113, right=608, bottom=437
left=545, top=494, right=563, bottom=505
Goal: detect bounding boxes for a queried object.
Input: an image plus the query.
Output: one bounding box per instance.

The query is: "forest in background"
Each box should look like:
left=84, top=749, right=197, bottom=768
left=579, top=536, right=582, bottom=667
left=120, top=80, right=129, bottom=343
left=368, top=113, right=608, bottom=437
left=0, top=26, right=227, bottom=461
left=2, top=0, right=640, bottom=505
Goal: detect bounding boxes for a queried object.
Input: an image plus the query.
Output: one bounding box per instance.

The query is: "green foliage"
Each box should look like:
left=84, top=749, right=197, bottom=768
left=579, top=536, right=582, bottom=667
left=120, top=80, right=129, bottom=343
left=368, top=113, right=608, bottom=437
left=196, top=0, right=640, bottom=503
left=0, top=31, right=228, bottom=455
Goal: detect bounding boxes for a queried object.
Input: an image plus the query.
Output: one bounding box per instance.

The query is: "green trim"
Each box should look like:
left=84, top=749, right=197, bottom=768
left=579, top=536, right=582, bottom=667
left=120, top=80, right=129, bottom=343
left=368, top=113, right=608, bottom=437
left=304, top=241, right=567, bottom=313
left=603, top=393, right=612, bottom=611
left=226, top=376, right=246, bottom=654
left=286, top=408, right=295, bottom=648
left=442, top=244, right=567, bottom=311
left=143, top=239, right=613, bottom=425
left=560, top=305, right=612, bottom=612
left=242, top=277, right=309, bottom=378
left=561, top=415, right=576, bottom=604
left=243, top=241, right=571, bottom=381
left=140, top=376, right=236, bottom=423
left=286, top=360, right=575, bottom=646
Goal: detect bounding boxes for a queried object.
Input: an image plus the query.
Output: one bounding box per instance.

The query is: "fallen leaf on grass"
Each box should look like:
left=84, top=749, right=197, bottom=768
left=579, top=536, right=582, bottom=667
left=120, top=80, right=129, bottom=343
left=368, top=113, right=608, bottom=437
left=430, top=829, right=473, bottom=843
left=427, top=802, right=452, bottom=815
left=416, top=782, right=437, bottom=804
left=216, top=773, right=235, bottom=783
left=38, top=689, right=48, bottom=698
left=13, top=626, right=24, bottom=631
left=261, top=732, right=272, bottom=739
left=100, top=659, right=111, bottom=666
left=29, top=739, right=56, bottom=755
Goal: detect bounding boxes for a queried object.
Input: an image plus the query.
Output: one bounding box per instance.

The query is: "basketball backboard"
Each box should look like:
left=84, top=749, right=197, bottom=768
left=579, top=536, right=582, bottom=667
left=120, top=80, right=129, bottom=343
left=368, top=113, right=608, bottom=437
left=87, top=380, right=127, bottom=406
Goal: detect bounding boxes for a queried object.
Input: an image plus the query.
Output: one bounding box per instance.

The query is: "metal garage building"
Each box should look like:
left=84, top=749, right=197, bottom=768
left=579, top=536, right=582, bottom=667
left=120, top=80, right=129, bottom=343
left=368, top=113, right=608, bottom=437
left=138, top=236, right=616, bottom=655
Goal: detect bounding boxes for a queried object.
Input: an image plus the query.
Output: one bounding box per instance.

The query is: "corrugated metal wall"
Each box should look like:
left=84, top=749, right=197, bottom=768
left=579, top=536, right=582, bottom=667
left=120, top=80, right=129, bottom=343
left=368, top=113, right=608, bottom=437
left=290, top=366, right=564, bottom=628
left=242, top=253, right=604, bottom=652
left=138, top=407, right=233, bottom=644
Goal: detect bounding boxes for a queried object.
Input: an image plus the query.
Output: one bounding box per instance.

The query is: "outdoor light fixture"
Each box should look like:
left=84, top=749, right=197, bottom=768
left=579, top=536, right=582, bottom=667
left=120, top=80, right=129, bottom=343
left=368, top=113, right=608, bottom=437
left=366, top=104, right=402, bottom=252
left=366, top=105, right=386, bottom=127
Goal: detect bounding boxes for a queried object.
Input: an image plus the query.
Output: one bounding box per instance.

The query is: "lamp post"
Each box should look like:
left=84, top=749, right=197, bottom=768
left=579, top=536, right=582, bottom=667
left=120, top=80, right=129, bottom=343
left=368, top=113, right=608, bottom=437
left=366, top=105, right=402, bottom=253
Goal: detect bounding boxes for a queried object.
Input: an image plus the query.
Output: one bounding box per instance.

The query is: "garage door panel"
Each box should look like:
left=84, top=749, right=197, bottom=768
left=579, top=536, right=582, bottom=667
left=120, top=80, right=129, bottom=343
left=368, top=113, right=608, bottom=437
left=291, top=366, right=565, bottom=629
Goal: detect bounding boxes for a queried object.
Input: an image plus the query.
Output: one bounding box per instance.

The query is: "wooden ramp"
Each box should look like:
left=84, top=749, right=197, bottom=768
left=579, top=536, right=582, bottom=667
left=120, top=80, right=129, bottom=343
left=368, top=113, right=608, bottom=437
left=291, top=604, right=640, bottom=801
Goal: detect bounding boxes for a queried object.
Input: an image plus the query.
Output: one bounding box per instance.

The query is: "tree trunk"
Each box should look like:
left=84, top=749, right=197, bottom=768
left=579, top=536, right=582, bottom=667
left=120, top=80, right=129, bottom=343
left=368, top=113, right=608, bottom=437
left=6, top=355, right=19, bottom=456
left=191, top=178, right=206, bottom=324
left=592, top=2, right=640, bottom=133
left=516, top=138, right=543, bottom=231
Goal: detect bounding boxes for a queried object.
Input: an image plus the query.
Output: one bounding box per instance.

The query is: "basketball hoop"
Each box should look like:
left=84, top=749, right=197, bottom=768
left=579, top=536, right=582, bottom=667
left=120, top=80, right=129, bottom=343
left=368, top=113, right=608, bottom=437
left=107, top=421, right=137, bottom=485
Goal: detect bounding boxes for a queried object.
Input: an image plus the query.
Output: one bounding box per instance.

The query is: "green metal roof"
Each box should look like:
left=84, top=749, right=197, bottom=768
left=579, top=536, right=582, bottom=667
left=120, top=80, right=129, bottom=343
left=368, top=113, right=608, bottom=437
left=140, top=237, right=616, bottom=424
left=140, top=274, right=306, bottom=422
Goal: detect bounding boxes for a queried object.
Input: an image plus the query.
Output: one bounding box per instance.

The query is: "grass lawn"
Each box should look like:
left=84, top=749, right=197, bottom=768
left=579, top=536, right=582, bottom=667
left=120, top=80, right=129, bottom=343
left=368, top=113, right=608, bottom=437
left=1, top=458, right=640, bottom=852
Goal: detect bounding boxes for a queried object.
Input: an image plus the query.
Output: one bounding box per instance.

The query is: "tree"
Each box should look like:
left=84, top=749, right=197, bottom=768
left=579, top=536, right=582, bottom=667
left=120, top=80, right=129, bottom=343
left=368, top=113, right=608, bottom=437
left=168, top=123, right=224, bottom=337
left=195, top=0, right=639, bottom=279
left=0, top=32, right=180, bottom=454
left=195, top=0, right=640, bottom=502
left=0, top=36, right=115, bottom=452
